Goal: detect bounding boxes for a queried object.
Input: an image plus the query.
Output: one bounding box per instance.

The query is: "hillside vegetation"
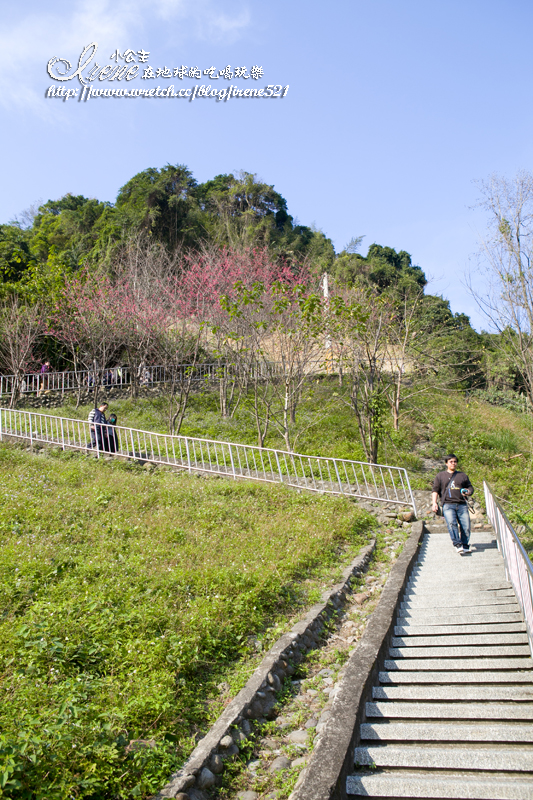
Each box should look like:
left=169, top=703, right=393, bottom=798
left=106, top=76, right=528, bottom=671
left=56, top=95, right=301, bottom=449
left=0, top=442, right=377, bottom=798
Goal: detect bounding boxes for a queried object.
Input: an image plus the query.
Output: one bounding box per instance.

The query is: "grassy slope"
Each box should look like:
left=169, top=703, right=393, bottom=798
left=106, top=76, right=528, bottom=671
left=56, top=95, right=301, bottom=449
left=0, top=444, right=375, bottom=800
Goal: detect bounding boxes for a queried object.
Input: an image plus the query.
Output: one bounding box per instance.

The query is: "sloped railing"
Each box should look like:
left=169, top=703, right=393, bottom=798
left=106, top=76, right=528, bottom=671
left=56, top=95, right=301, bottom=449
left=484, top=481, right=533, bottom=655
left=0, top=407, right=416, bottom=511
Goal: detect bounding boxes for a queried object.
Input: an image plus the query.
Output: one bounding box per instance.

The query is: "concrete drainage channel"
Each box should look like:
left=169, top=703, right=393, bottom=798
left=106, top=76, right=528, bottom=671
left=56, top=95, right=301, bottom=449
left=153, top=505, right=425, bottom=800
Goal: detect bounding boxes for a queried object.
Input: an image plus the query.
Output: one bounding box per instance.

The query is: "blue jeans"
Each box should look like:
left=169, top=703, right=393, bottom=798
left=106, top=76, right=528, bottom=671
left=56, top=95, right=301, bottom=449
left=442, top=503, right=470, bottom=547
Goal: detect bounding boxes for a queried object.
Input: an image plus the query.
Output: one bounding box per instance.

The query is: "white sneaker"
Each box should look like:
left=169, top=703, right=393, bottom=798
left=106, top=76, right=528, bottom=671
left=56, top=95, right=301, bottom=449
left=455, top=544, right=464, bottom=554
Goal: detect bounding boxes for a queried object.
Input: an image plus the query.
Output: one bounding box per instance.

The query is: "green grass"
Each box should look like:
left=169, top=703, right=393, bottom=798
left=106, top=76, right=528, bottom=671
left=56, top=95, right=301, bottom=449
left=0, top=443, right=375, bottom=799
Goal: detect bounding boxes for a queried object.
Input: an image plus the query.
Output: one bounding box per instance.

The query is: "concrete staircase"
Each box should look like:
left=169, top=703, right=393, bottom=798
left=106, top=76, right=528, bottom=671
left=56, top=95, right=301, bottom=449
left=347, top=520, right=533, bottom=799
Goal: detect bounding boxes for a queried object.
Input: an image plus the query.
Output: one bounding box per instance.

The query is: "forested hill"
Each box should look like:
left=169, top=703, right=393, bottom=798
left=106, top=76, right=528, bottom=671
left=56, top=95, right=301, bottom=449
left=0, top=163, right=525, bottom=404
left=2, top=164, right=443, bottom=299
left=1, top=166, right=340, bottom=280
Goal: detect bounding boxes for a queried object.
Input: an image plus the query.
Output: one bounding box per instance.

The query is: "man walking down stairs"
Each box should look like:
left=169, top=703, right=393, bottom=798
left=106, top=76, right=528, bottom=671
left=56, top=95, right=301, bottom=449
left=347, top=519, right=533, bottom=800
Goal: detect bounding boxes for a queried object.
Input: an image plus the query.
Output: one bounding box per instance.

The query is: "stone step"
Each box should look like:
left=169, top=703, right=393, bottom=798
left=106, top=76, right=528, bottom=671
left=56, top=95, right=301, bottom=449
left=417, top=541, right=496, bottom=548
left=417, top=537, right=499, bottom=543
left=404, top=586, right=514, bottom=597
left=395, top=622, right=527, bottom=636
left=383, top=657, right=532, bottom=671
left=366, top=700, right=533, bottom=720
left=402, top=590, right=514, bottom=601
left=414, top=552, right=500, bottom=559
left=412, top=565, right=502, bottom=571
left=409, top=576, right=506, bottom=584
left=409, top=568, right=507, bottom=585
left=402, top=596, right=517, bottom=610
left=407, top=577, right=509, bottom=588
left=416, top=551, right=498, bottom=557
left=412, top=557, right=502, bottom=565
left=403, top=589, right=515, bottom=601
left=413, top=557, right=502, bottom=564
left=396, top=610, right=522, bottom=623
left=415, top=558, right=499, bottom=563
left=347, top=771, right=533, bottom=798
left=411, top=559, right=503, bottom=566
left=401, top=602, right=520, bottom=615
left=379, top=670, right=533, bottom=684
left=406, top=582, right=512, bottom=594
left=412, top=553, right=501, bottom=559
left=373, top=685, right=533, bottom=701
left=354, top=743, right=533, bottom=771
left=360, top=721, right=533, bottom=743
left=392, top=634, right=529, bottom=647
left=416, top=543, right=498, bottom=550
left=389, top=645, right=531, bottom=659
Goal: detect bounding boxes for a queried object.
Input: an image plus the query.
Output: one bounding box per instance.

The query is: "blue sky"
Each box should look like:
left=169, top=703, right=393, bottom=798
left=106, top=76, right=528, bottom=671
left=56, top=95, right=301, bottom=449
left=2, top=0, right=532, bottom=330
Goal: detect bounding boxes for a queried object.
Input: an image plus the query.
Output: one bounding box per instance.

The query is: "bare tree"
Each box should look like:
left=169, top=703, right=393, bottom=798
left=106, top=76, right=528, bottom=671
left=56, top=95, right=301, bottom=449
left=155, top=320, right=204, bottom=435
left=472, top=171, right=533, bottom=404
left=328, top=287, right=391, bottom=463
left=220, top=279, right=324, bottom=450
left=0, top=298, right=44, bottom=407
left=111, top=237, right=182, bottom=398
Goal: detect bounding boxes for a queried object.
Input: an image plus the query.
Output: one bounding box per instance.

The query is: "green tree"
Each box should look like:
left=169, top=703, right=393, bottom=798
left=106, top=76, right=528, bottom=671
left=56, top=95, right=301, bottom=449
left=332, top=242, right=426, bottom=296
left=0, top=225, right=34, bottom=283
left=30, top=194, right=109, bottom=270
left=114, top=164, right=200, bottom=251
left=196, top=171, right=292, bottom=251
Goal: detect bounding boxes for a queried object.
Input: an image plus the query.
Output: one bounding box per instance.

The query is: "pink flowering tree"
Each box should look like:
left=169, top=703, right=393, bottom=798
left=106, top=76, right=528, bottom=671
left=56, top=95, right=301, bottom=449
left=180, top=246, right=309, bottom=426
left=49, top=271, right=126, bottom=407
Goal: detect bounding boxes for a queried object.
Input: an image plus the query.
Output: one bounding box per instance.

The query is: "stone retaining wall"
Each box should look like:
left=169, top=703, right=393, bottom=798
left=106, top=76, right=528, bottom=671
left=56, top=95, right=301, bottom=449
left=13, top=385, right=164, bottom=410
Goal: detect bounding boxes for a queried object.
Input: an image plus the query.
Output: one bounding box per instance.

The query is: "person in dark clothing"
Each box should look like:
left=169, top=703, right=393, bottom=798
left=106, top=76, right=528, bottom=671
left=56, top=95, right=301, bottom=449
left=432, top=454, right=474, bottom=554
left=105, top=412, right=119, bottom=454
left=90, top=403, right=108, bottom=450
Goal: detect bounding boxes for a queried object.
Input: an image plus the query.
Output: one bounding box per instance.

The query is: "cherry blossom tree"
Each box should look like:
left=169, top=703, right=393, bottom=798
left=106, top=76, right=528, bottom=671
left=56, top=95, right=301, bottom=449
left=49, top=271, right=125, bottom=407
left=179, top=245, right=303, bottom=424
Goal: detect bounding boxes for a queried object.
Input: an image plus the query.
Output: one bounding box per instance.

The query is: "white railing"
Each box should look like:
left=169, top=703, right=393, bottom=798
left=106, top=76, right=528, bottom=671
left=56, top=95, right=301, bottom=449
left=0, top=362, right=290, bottom=398
left=0, top=364, right=218, bottom=397
left=0, top=407, right=416, bottom=511
left=484, top=481, right=533, bottom=655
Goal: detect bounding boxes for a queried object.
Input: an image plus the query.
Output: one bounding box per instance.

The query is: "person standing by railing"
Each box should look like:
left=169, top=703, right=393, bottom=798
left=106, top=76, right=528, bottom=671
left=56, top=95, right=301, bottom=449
left=88, top=402, right=108, bottom=450
left=105, top=412, right=119, bottom=453
left=38, top=360, right=52, bottom=396
left=432, top=454, right=474, bottom=554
